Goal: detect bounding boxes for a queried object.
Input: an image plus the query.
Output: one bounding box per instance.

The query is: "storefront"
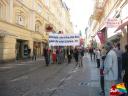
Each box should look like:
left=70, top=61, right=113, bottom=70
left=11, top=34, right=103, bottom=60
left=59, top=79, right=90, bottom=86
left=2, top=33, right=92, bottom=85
left=16, top=39, right=29, bottom=60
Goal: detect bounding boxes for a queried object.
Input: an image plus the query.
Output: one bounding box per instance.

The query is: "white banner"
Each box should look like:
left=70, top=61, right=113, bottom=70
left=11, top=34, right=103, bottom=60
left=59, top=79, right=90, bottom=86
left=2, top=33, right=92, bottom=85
left=49, top=33, right=80, bottom=46
left=106, top=18, right=121, bottom=28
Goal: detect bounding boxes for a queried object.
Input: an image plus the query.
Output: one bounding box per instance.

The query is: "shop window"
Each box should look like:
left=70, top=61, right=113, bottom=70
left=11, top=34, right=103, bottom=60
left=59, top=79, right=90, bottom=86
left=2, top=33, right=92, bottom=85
left=16, top=15, right=25, bottom=26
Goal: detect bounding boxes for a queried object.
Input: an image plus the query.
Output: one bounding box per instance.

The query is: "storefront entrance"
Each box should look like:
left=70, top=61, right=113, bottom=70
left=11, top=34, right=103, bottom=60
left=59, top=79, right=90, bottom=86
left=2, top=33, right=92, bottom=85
left=16, top=39, right=29, bottom=60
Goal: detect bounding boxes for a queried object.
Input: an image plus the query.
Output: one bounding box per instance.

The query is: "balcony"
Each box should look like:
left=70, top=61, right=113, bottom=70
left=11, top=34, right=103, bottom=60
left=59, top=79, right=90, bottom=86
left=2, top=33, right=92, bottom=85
left=92, top=0, right=107, bottom=21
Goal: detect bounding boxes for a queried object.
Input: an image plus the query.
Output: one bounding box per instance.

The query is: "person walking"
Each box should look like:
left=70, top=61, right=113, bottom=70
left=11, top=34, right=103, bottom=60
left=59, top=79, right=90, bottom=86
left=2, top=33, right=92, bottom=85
left=80, top=47, right=84, bottom=67
left=74, top=47, right=79, bottom=67
left=95, top=48, right=101, bottom=68
left=52, top=49, right=56, bottom=64
left=99, top=47, right=106, bottom=95
left=89, top=47, right=93, bottom=61
left=43, top=47, right=49, bottom=66
left=115, top=43, right=123, bottom=81
left=103, top=42, right=118, bottom=96
left=56, top=47, right=61, bottom=64
left=93, top=48, right=96, bottom=61
left=67, top=47, right=72, bottom=64
left=32, top=47, right=37, bottom=61
left=122, top=44, right=128, bottom=95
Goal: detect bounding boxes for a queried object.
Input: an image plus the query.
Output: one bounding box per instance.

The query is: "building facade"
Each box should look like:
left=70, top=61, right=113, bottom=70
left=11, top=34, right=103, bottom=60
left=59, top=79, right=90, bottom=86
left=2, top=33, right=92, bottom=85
left=0, top=0, right=73, bottom=63
left=88, top=0, right=128, bottom=50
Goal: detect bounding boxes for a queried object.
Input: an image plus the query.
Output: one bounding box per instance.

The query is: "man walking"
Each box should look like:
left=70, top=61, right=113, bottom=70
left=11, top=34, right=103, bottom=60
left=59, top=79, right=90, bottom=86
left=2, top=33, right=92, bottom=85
left=32, top=47, right=37, bottom=61
left=43, top=47, right=49, bottom=66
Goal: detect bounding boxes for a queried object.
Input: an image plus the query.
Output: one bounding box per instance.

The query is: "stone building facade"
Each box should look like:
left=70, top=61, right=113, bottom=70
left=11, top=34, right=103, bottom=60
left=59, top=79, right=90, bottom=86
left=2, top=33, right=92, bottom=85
left=0, top=0, right=73, bottom=63
left=88, top=0, right=128, bottom=50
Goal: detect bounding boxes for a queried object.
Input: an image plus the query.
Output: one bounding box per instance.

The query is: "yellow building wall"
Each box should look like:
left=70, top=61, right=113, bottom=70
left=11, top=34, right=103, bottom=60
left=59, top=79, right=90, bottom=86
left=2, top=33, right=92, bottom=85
left=0, top=0, right=73, bottom=63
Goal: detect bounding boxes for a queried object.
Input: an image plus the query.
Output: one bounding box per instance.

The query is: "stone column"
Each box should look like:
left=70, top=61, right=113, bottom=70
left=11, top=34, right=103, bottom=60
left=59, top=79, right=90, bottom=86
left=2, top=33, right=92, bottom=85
left=2, top=36, right=16, bottom=62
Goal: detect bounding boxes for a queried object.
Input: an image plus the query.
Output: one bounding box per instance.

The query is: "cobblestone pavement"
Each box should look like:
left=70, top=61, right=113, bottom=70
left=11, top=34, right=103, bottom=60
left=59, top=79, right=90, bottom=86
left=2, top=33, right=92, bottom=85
left=0, top=54, right=101, bottom=96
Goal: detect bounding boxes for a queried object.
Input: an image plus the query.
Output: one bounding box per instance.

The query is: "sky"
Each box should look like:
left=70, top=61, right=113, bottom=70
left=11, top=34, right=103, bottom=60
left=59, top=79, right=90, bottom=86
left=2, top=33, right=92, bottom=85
left=63, top=0, right=95, bottom=35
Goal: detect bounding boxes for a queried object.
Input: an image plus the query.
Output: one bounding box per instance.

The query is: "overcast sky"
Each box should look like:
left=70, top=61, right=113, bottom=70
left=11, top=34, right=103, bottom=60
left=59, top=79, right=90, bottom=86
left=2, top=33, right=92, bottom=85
left=63, top=0, right=95, bottom=34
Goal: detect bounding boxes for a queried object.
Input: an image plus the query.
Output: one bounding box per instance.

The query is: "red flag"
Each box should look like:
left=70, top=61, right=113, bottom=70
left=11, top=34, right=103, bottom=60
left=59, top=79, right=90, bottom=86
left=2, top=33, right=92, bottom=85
left=97, top=32, right=105, bottom=44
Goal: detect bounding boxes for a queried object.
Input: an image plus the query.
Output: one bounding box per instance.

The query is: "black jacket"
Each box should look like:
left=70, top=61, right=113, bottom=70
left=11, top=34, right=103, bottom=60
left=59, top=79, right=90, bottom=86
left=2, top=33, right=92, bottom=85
left=122, top=52, right=128, bottom=82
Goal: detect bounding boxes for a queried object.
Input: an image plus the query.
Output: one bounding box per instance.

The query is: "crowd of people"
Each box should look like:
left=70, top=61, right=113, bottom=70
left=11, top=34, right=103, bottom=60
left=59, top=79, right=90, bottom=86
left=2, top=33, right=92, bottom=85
left=88, top=43, right=128, bottom=96
left=43, top=46, right=85, bottom=67
left=32, top=42, right=128, bottom=96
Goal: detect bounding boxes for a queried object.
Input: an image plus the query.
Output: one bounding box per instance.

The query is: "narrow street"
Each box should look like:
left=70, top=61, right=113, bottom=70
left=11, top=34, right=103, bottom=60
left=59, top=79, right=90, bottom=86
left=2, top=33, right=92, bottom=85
left=0, top=54, right=100, bottom=96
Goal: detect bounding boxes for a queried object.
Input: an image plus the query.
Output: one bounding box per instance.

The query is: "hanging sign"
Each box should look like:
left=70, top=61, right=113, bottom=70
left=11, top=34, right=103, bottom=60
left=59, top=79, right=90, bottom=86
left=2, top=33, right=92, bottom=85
left=106, top=18, right=121, bottom=28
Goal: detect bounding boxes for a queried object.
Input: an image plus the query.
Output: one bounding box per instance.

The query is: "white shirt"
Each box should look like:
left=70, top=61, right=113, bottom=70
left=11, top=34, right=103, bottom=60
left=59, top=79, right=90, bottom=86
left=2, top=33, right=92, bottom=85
left=96, top=50, right=101, bottom=59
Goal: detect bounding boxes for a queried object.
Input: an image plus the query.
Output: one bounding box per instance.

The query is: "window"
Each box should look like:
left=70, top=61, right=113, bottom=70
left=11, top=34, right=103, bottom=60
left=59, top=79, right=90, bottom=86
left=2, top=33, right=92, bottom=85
left=35, top=24, right=40, bottom=32
left=45, top=0, right=49, bottom=7
left=16, top=15, right=25, bottom=26
left=35, top=21, right=41, bottom=32
left=37, top=3, right=43, bottom=13
left=0, top=6, right=1, bottom=18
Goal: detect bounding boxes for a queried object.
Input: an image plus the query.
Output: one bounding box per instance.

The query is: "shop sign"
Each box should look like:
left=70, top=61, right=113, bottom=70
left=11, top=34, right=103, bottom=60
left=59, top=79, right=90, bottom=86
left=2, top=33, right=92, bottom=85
left=106, top=18, right=121, bottom=28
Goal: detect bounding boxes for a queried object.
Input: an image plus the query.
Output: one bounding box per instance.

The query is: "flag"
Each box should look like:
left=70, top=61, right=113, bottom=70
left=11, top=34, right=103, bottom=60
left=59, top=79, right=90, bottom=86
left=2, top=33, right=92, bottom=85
left=97, top=31, right=105, bottom=44
left=110, top=83, right=127, bottom=96
left=79, top=30, right=82, bottom=36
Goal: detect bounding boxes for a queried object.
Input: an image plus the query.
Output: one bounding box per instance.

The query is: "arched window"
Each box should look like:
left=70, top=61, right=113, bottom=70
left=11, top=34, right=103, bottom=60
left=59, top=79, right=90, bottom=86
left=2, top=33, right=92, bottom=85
left=35, top=20, right=41, bottom=32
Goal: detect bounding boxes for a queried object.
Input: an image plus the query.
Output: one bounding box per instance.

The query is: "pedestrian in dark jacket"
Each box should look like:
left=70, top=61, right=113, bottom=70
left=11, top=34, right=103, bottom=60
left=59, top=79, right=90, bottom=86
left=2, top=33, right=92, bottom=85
left=43, top=47, right=49, bottom=66
left=89, top=48, right=93, bottom=61
left=32, top=47, right=37, bottom=61
left=74, top=47, right=79, bottom=67
left=67, top=48, right=73, bottom=64
left=122, top=44, right=128, bottom=94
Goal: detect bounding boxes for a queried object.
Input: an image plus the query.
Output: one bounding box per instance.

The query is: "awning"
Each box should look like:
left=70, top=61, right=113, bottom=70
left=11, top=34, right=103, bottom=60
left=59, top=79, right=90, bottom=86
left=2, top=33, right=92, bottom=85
left=115, top=18, right=128, bottom=32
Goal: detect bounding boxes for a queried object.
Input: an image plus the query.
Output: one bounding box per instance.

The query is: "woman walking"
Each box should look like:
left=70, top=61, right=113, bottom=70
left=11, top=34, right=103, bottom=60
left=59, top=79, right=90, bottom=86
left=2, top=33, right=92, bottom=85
left=52, top=49, right=56, bottom=64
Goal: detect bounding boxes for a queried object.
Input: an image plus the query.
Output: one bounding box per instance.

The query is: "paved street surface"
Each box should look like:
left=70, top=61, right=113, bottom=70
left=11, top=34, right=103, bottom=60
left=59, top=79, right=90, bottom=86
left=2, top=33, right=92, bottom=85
left=0, top=54, right=101, bottom=96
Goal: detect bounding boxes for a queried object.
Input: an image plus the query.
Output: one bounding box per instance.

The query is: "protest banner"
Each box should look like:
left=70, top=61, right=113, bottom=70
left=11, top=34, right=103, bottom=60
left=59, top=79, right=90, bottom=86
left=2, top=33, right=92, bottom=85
left=49, top=33, right=80, bottom=46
